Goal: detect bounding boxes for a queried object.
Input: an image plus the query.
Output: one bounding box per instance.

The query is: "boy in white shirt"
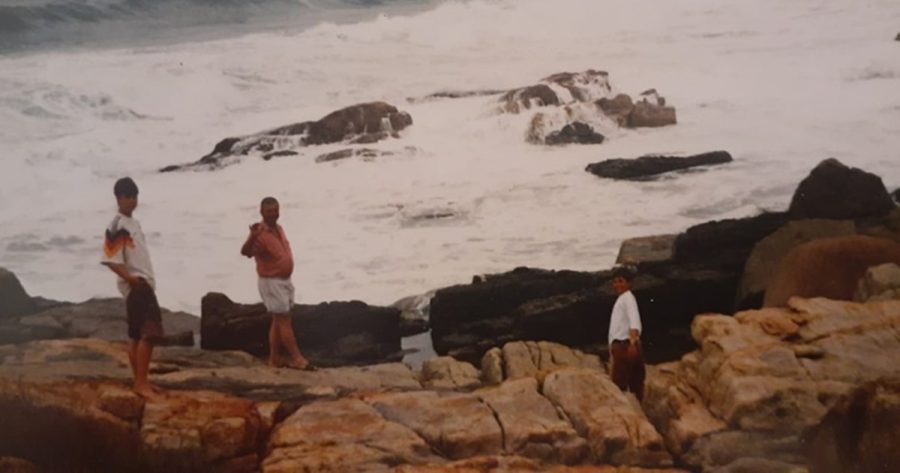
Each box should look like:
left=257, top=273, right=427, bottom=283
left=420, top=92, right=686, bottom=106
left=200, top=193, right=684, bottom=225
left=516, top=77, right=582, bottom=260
left=608, top=266, right=645, bottom=400
left=101, top=177, right=162, bottom=397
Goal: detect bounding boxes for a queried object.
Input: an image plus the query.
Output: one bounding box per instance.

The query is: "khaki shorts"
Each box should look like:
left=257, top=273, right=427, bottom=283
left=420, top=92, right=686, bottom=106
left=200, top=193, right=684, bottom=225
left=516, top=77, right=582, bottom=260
left=258, top=277, right=294, bottom=314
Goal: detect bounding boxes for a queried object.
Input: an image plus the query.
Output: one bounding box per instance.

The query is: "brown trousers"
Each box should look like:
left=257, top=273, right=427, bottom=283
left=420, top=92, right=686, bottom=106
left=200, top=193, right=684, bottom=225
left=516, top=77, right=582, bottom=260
left=610, top=340, right=645, bottom=400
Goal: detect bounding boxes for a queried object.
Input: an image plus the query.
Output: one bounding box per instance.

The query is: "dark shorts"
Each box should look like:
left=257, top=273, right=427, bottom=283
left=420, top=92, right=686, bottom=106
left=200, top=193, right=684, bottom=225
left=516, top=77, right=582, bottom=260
left=610, top=339, right=646, bottom=400
left=126, top=280, right=164, bottom=342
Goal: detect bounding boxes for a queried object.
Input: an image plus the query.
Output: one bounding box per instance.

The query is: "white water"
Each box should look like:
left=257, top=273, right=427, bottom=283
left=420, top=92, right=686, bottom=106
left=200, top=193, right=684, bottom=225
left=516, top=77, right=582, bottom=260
left=2, top=0, right=899, bottom=316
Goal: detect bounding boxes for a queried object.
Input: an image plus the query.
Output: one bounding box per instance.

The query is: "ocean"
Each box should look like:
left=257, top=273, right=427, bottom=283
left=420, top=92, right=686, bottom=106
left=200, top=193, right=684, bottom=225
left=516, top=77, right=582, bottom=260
left=1, top=0, right=899, bottom=324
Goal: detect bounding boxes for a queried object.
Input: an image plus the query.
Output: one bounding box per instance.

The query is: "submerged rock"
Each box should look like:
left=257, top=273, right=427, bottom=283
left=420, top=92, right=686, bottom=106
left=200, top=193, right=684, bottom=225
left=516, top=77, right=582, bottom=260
left=500, top=84, right=561, bottom=113
left=407, top=88, right=506, bottom=103
left=627, top=89, right=677, bottom=127
left=161, top=102, right=412, bottom=171
left=503, top=70, right=677, bottom=145
left=585, top=151, right=732, bottom=180
left=545, top=121, right=605, bottom=145
left=315, top=147, right=386, bottom=163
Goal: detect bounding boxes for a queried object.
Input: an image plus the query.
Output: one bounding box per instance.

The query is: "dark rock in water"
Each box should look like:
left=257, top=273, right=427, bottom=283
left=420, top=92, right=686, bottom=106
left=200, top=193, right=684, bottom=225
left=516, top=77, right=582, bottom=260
left=161, top=102, right=412, bottom=171
left=408, top=89, right=506, bottom=103
left=585, top=150, right=733, bottom=180
left=262, top=150, right=298, bottom=161
left=201, top=293, right=401, bottom=366
left=348, top=131, right=397, bottom=145
left=805, top=379, right=900, bottom=473
left=316, top=149, right=355, bottom=163
left=543, top=70, right=611, bottom=102
left=0, top=267, right=36, bottom=319
left=788, top=158, right=895, bottom=220
left=896, top=32, right=900, bottom=41
left=501, top=70, right=612, bottom=114
left=315, top=148, right=389, bottom=163
left=500, top=84, right=560, bottom=113
left=627, top=89, right=676, bottom=127
left=628, top=101, right=676, bottom=127
left=544, top=122, right=605, bottom=145
left=595, top=94, right=634, bottom=126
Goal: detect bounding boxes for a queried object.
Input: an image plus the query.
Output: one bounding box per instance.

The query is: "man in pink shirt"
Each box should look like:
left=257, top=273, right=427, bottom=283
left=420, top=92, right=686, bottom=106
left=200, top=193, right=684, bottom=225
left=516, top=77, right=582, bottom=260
left=241, top=197, right=312, bottom=370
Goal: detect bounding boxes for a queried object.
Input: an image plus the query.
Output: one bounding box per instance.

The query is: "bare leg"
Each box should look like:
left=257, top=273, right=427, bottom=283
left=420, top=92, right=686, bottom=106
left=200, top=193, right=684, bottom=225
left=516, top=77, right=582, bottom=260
left=268, top=316, right=283, bottom=367
left=127, top=339, right=138, bottom=378
left=133, top=339, right=158, bottom=397
left=274, top=314, right=308, bottom=368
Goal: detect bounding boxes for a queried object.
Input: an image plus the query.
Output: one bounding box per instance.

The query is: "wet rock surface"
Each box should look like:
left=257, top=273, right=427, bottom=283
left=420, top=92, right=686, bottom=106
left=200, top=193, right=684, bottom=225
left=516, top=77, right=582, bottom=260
left=501, top=70, right=676, bottom=145
left=585, top=151, right=732, bottom=181
left=161, top=101, right=412, bottom=171
left=545, top=122, right=605, bottom=145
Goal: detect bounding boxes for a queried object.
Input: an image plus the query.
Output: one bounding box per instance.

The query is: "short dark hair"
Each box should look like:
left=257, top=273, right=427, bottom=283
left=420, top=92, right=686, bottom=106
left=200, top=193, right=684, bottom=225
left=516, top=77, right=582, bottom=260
left=612, top=265, right=636, bottom=281
left=260, top=196, right=278, bottom=208
left=113, top=177, right=138, bottom=198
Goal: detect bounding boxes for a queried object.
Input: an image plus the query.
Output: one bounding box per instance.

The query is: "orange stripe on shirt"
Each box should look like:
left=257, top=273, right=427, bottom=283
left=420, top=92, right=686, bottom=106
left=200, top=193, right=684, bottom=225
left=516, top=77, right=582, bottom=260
left=104, top=229, right=134, bottom=258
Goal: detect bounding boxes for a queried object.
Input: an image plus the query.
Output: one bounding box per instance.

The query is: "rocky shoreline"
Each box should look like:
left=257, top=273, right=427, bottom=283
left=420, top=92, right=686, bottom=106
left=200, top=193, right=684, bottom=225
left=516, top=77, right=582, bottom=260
left=2, top=158, right=899, bottom=472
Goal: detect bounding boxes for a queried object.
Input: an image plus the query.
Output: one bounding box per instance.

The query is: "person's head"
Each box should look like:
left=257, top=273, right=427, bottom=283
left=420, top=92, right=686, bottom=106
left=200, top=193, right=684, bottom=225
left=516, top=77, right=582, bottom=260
left=113, top=177, right=139, bottom=216
left=611, top=265, right=635, bottom=295
left=260, top=196, right=279, bottom=226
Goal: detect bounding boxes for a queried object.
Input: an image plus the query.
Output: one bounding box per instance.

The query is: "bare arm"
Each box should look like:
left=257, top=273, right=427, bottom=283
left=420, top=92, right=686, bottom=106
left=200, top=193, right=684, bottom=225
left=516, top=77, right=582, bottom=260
left=629, top=328, right=640, bottom=344
left=103, top=262, right=140, bottom=288
left=626, top=295, right=642, bottom=344
left=241, top=224, right=265, bottom=257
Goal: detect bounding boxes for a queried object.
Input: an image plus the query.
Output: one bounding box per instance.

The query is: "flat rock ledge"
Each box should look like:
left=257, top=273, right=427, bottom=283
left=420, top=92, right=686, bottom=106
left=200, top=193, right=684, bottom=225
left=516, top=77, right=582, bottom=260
left=1, top=337, right=683, bottom=472
left=2, top=296, right=898, bottom=471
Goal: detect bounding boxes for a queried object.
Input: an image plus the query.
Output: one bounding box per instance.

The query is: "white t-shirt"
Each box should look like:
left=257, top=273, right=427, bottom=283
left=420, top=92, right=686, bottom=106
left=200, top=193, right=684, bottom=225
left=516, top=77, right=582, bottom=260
left=101, top=213, right=155, bottom=297
left=608, top=290, right=642, bottom=344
